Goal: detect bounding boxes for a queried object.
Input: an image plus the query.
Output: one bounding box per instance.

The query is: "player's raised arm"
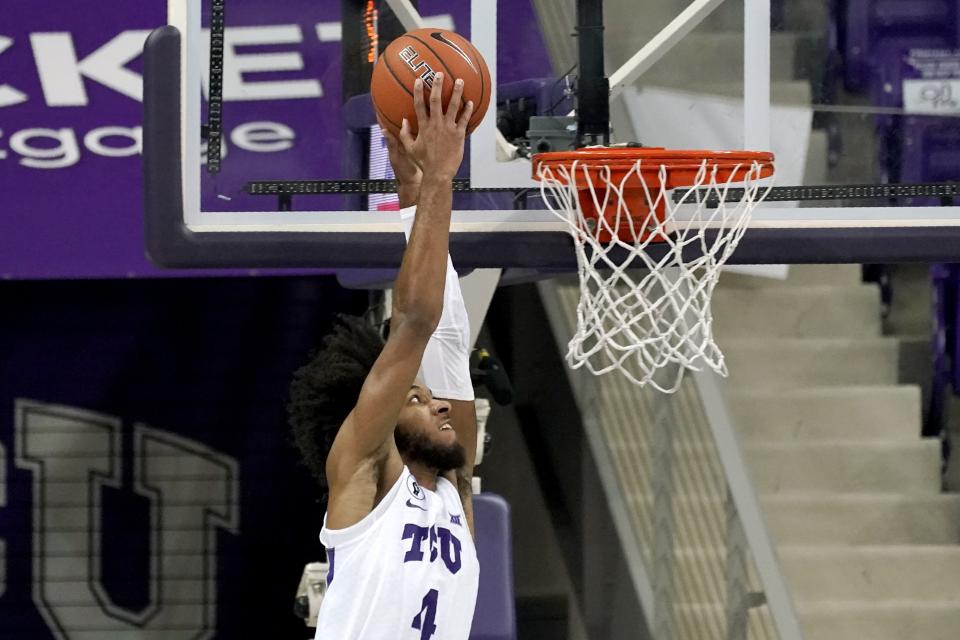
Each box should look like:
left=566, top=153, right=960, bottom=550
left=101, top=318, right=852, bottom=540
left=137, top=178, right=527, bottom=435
left=399, top=203, right=480, bottom=537
left=326, top=74, right=475, bottom=482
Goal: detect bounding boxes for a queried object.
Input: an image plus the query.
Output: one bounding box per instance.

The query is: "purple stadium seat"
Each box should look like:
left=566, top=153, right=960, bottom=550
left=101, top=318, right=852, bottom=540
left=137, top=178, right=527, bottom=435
left=469, top=493, right=517, bottom=640
left=869, top=49, right=925, bottom=177
left=872, top=49, right=960, bottom=118
left=900, top=117, right=960, bottom=185
left=870, top=48, right=909, bottom=129
left=868, top=47, right=960, bottom=441
left=869, top=49, right=960, bottom=200
left=845, top=0, right=959, bottom=91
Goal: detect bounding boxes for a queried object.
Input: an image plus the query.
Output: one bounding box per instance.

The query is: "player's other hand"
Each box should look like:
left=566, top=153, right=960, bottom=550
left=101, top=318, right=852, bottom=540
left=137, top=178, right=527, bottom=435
left=377, top=112, right=422, bottom=188
left=398, top=73, right=474, bottom=183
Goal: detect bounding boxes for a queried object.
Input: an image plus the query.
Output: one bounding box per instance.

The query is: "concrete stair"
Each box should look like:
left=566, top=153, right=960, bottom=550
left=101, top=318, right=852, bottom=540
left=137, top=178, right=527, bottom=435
left=720, top=264, right=863, bottom=289
left=676, top=602, right=960, bottom=640
left=544, top=262, right=957, bottom=638
left=601, top=0, right=832, bottom=183
left=727, top=386, right=922, bottom=442
left=625, top=493, right=960, bottom=546
left=762, top=494, right=960, bottom=545
left=781, top=546, right=960, bottom=601
left=746, top=440, right=941, bottom=494
left=711, top=285, right=882, bottom=339
left=607, top=263, right=955, bottom=637
left=710, top=264, right=958, bottom=638
left=701, top=80, right=814, bottom=105
left=799, top=602, right=960, bottom=640
left=720, top=338, right=900, bottom=390
left=669, top=546, right=960, bottom=610
left=636, top=33, right=800, bottom=87
left=611, top=439, right=940, bottom=494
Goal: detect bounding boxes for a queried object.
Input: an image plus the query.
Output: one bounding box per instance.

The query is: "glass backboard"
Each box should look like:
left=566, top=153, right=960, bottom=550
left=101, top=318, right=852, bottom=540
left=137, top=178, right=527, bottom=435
left=143, top=0, right=960, bottom=270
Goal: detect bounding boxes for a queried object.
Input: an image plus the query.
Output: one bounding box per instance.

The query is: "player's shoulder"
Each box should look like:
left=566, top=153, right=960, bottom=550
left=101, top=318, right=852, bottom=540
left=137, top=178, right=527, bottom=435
left=326, top=416, right=402, bottom=488
left=325, top=443, right=405, bottom=529
left=440, top=469, right=472, bottom=503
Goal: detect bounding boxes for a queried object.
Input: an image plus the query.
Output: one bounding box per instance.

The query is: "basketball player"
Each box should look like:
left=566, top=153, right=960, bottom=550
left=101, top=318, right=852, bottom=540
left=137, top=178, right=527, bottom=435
left=288, top=72, right=480, bottom=640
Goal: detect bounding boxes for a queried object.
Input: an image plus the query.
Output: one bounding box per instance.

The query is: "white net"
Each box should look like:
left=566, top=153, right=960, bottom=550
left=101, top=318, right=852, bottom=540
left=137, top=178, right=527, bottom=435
left=537, top=156, right=772, bottom=393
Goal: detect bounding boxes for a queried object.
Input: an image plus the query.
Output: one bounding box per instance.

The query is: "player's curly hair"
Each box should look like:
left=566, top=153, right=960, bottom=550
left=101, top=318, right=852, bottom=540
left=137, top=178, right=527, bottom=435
left=288, top=314, right=385, bottom=489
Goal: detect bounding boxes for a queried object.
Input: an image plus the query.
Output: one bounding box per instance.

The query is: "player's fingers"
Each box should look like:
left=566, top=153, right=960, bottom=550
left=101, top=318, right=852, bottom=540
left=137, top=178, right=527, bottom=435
left=429, top=72, right=444, bottom=121
left=379, top=119, right=399, bottom=148
left=412, top=78, right=428, bottom=130
left=446, top=78, right=464, bottom=125
left=456, top=100, right=475, bottom=132
left=376, top=111, right=395, bottom=141
left=398, top=118, right=415, bottom=151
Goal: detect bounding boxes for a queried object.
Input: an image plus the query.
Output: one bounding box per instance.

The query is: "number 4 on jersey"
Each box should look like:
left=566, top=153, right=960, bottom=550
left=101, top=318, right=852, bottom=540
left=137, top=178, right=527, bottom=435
left=411, top=588, right=439, bottom=640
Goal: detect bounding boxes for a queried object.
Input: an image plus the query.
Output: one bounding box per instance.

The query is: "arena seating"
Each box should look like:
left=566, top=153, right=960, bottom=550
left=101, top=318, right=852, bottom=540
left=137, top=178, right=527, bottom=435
left=931, top=263, right=960, bottom=436
left=842, top=0, right=960, bottom=91
left=861, top=41, right=960, bottom=437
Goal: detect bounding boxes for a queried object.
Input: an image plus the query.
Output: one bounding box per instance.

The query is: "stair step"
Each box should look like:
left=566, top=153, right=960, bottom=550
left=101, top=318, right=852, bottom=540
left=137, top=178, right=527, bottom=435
left=711, top=285, right=882, bottom=339
left=727, top=386, right=923, bottom=442
left=782, top=546, right=960, bottom=602
left=676, top=601, right=960, bottom=640
left=763, top=494, right=960, bottom=545
left=720, top=338, right=899, bottom=390
left=626, top=33, right=799, bottom=86
left=747, top=440, right=941, bottom=494
left=801, top=601, right=960, bottom=640
left=609, top=439, right=939, bottom=494
left=625, top=495, right=960, bottom=545
left=781, top=0, right=830, bottom=31
left=672, top=546, right=960, bottom=604
left=719, top=264, right=863, bottom=288
left=699, top=0, right=745, bottom=32
left=700, top=80, right=813, bottom=106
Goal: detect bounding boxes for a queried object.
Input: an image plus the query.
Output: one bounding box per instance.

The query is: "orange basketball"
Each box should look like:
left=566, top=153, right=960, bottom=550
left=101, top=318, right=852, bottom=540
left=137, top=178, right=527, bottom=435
left=371, top=28, right=491, bottom=138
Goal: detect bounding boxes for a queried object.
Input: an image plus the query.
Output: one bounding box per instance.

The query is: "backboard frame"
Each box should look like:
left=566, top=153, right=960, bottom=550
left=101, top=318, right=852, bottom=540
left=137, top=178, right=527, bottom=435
left=144, top=0, right=960, bottom=269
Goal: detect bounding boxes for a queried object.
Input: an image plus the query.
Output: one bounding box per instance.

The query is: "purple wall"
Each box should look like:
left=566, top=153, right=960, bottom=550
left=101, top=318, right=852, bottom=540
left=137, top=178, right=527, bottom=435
left=0, top=0, right=553, bottom=280
left=0, top=276, right=368, bottom=639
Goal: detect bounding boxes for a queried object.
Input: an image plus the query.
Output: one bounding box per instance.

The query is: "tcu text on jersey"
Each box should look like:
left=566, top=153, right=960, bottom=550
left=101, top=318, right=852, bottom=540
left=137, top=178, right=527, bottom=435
left=402, top=523, right=463, bottom=574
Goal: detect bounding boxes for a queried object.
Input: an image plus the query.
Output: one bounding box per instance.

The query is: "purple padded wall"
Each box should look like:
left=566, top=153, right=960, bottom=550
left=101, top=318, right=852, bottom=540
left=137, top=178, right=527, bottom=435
left=469, top=493, right=517, bottom=640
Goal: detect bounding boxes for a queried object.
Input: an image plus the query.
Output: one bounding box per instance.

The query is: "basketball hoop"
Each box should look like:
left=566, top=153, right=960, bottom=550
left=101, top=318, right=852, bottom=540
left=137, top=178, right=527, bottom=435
left=533, top=148, right=775, bottom=393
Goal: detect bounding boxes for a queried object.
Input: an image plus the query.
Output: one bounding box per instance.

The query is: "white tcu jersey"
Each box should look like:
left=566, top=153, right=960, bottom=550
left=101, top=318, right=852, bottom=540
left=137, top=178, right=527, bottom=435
left=315, top=466, right=480, bottom=640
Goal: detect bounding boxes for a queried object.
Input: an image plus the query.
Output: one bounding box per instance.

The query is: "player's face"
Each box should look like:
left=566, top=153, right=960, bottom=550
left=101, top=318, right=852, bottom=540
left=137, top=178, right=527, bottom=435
left=394, top=383, right=465, bottom=472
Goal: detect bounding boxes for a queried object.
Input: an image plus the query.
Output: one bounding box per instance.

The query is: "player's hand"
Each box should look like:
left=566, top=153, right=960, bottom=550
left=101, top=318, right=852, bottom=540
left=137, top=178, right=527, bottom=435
left=377, top=112, right=422, bottom=188
left=398, top=73, right=474, bottom=183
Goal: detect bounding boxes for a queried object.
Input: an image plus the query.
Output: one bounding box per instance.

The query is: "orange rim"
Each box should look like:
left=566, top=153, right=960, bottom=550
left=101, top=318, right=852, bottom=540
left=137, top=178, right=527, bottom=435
left=532, top=147, right=775, bottom=244
left=532, top=147, right=775, bottom=186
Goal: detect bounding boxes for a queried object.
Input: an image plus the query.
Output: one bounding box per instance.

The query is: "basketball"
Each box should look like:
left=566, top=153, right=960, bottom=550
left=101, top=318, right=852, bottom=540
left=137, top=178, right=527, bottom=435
left=371, top=28, right=491, bottom=138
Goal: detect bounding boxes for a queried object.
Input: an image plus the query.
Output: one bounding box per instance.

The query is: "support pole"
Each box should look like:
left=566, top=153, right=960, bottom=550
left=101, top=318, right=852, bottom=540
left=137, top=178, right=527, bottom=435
left=575, top=0, right=610, bottom=147
left=744, top=0, right=771, bottom=150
